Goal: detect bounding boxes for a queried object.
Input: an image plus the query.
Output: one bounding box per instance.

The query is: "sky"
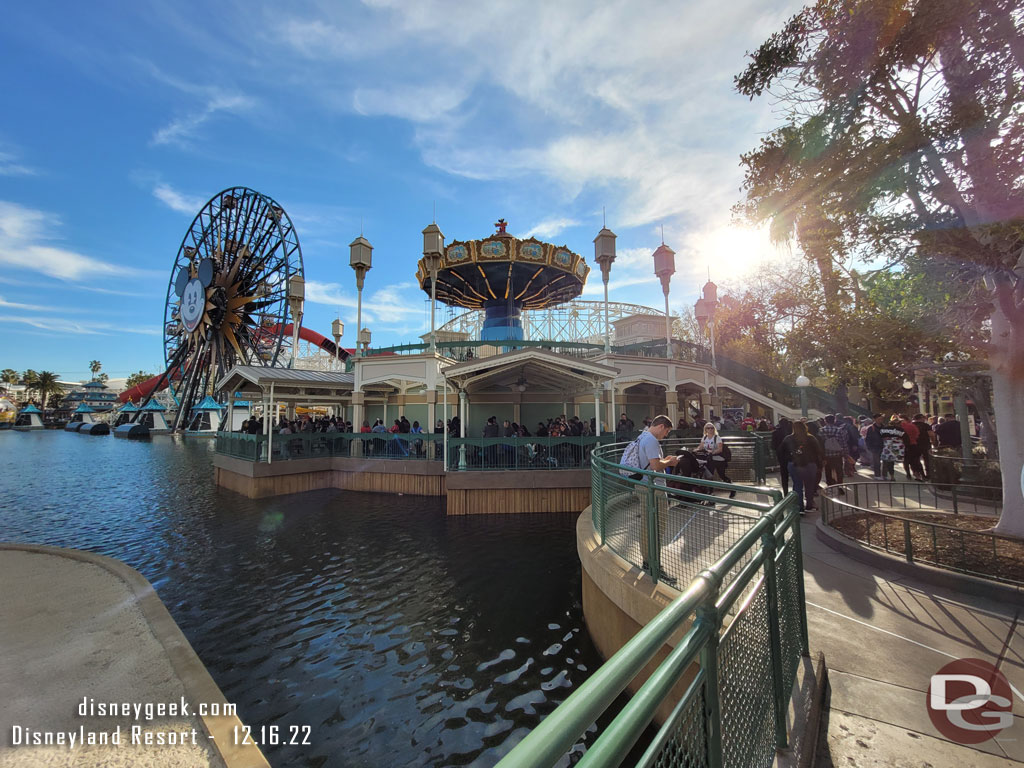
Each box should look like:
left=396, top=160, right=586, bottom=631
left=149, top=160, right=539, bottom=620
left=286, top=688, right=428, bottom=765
left=0, top=0, right=805, bottom=383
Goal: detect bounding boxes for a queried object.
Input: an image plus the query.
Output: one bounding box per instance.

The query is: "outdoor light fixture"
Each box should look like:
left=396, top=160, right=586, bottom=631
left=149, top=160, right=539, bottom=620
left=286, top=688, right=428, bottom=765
left=593, top=225, right=617, bottom=354
left=652, top=240, right=676, bottom=360
left=332, top=317, right=344, bottom=370
left=902, top=378, right=915, bottom=390
left=287, top=274, right=305, bottom=369
left=350, top=235, right=373, bottom=356
left=422, top=222, right=445, bottom=357
left=796, top=369, right=810, bottom=418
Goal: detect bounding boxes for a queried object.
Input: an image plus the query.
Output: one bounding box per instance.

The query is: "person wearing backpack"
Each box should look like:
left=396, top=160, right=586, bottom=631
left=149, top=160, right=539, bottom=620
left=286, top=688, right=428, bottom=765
left=779, top=420, right=823, bottom=513
left=618, top=414, right=681, bottom=585
left=819, top=414, right=849, bottom=492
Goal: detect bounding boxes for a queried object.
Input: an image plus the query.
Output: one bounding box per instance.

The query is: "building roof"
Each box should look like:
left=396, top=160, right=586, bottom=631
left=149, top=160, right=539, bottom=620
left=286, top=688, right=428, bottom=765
left=20, top=404, right=42, bottom=414
left=83, top=380, right=108, bottom=389
left=120, top=402, right=140, bottom=412
left=74, top=403, right=96, bottom=413
left=141, top=400, right=166, bottom=411
left=216, top=366, right=355, bottom=390
left=193, top=395, right=224, bottom=411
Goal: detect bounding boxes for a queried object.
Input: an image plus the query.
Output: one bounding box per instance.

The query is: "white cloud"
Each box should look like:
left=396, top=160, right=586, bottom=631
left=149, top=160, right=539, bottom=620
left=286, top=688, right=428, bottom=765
left=0, top=315, right=161, bottom=336
left=152, top=93, right=256, bottom=147
left=0, top=151, right=35, bottom=177
left=0, top=200, right=159, bottom=282
left=353, top=84, right=468, bottom=122
left=153, top=183, right=204, bottom=214
left=0, top=296, right=57, bottom=311
left=524, top=217, right=580, bottom=239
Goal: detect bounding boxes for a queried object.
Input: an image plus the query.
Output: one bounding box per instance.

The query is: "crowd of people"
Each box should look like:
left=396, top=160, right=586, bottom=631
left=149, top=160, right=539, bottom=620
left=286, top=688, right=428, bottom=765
left=770, top=411, right=967, bottom=513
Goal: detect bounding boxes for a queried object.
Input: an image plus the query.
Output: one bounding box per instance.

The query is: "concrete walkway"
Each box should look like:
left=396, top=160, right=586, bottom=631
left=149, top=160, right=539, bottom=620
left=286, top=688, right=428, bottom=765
left=0, top=545, right=267, bottom=768
left=802, top=501, right=1024, bottom=767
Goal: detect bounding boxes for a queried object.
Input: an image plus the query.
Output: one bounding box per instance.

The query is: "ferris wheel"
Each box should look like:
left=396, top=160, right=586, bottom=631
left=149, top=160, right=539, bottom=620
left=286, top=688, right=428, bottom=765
left=160, top=186, right=302, bottom=429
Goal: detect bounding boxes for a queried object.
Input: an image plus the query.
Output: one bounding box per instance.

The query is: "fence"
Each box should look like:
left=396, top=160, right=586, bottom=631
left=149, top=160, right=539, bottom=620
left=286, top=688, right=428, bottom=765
left=496, top=444, right=808, bottom=767
left=819, top=482, right=1024, bottom=585
left=214, top=432, right=446, bottom=462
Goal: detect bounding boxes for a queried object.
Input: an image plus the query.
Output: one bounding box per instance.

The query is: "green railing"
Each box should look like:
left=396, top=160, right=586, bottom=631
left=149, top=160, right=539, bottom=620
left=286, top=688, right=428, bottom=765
left=215, top=431, right=445, bottom=462
left=819, top=482, right=1023, bottom=584
left=447, top=435, right=614, bottom=470
left=497, top=444, right=808, bottom=767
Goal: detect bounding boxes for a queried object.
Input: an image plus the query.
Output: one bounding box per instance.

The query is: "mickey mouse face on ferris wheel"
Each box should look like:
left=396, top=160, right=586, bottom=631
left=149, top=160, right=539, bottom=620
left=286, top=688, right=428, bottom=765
left=175, top=258, right=215, bottom=333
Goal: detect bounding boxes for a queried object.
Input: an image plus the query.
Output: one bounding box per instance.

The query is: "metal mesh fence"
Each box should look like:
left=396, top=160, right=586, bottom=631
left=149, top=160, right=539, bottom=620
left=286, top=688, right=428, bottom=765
left=719, top=583, right=777, bottom=768
left=650, top=681, right=709, bottom=768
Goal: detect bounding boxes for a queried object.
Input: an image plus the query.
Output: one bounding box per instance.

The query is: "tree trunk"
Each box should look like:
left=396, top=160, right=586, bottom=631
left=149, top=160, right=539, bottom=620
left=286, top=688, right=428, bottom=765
left=967, top=377, right=999, bottom=462
left=834, top=379, right=849, bottom=416
left=989, top=305, right=1024, bottom=537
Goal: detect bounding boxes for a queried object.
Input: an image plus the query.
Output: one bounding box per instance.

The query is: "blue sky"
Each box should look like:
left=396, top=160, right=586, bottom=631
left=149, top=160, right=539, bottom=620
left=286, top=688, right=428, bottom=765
left=0, top=0, right=802, bottom=382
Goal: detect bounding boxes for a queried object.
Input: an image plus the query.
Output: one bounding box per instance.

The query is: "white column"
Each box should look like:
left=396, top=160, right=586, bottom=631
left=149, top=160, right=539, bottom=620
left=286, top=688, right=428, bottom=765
left=459, top=389, right=467, bottom=470
left=594, top=389, right=601, bottom=436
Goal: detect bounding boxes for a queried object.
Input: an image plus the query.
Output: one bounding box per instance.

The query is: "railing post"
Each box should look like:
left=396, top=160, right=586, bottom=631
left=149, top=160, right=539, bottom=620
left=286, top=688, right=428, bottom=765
left=761, top=526, right=789, bottom=749
left=952, top=485, right=959, bottom=515
left=904, top=519, right=913, bottom=563
left=788, top=500, right=810, bottom=656
left=646, top=482, right=661, bottom=583
left=698, top=600, right=724, bottom=768
left=595, top=462, right=606, bottom=545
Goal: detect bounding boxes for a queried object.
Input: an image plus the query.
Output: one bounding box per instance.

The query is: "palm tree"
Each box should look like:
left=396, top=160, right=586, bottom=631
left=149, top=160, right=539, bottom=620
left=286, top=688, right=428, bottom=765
left=22, top=369, right=39, bottom=403
left=1, top=368, right=17, bottom=393
left=89, top=360, right=102, bottom=380
left=35, top=371, right=63, bottom=415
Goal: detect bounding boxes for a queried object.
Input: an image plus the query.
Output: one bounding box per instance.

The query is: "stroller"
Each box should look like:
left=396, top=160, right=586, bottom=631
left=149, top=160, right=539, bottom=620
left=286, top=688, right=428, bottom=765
left=667, top=450, right=717, bottom=505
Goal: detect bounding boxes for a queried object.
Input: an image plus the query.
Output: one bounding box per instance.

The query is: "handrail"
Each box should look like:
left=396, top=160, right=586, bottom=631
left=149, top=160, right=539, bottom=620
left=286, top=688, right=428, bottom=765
left=496, top=485, right=803, bottom=768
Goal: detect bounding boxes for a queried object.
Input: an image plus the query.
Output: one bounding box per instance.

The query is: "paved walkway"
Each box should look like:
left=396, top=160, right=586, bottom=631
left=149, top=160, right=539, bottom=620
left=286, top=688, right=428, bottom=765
left=0, top=545, right=266, bottom=768
left=801, top=495, right=1024, bottom=767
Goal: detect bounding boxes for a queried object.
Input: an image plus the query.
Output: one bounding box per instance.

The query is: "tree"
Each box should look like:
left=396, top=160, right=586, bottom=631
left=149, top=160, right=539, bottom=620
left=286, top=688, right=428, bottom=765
left=89, top=360, right=102, bottom=379
left=124, top=371, right=154, bottom=390
left=35, top=371, right=63, bottom=414
left=97, top=373, right=109, bottom=384
left=1, top=369, right=17, bottom=393
left=736, top=0, right=1024, bottom=534
left=21, top=370, right=39, bottom=402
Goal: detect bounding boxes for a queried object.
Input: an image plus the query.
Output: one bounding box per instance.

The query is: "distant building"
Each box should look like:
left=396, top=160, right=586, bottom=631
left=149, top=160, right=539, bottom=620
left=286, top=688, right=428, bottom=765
left=59, top=380, right=119, bottom=415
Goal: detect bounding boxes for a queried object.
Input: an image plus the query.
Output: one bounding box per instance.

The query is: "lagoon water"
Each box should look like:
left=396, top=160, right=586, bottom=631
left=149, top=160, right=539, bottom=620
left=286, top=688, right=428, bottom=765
left=0, top=432, right=611, bottom=767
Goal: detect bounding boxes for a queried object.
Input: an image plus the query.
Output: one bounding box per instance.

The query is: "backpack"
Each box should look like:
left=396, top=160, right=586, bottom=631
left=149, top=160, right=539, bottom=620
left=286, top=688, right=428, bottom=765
left=619, top=436, right=646, bottom=477
left=792, top=438, right=809, bottom=467
left=823, top=433, right=843, bottom=455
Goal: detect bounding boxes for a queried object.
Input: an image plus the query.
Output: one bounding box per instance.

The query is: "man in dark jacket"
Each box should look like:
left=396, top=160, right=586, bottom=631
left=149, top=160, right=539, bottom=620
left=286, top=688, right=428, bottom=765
left=771, top=418, right=793, bottom=494
left=912, top=413, right=932, bottom=480
left=864, top=413, right=885, bottom=479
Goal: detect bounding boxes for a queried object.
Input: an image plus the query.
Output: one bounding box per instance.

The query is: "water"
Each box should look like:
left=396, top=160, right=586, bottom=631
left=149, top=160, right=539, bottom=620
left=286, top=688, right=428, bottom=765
left=0, top=432, right=608, bottom=767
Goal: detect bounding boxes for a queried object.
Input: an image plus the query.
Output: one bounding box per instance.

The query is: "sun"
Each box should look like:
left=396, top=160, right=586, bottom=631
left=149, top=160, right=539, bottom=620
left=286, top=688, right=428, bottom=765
left=693, top=224, right=786, bottom=279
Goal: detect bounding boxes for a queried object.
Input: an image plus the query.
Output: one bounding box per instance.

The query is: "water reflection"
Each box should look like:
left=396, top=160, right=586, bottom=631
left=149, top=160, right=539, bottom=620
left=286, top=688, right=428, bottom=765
left=0, top=433, right=605, bottom=767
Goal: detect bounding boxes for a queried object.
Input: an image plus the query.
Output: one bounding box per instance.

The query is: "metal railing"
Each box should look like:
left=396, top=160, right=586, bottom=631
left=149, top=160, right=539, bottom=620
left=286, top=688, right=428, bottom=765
left=497, top=444, right=808, bottom=767
left=447, top=435, right=613, bottom=470
left=215, top=431, right=446, bottom=462
left=819, top=482, right=1023, bottom=585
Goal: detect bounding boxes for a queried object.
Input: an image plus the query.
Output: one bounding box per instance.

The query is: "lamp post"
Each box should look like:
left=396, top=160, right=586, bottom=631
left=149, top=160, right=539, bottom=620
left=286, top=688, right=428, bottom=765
left=422, top=222, right=445, bottom=357
left=796, top=370, right=811, bottom=418
left=287, top=274, right=305, bottom=369
left=593, top=226, right=617, bottom=354
left=694, top=280, right=719, bottom=369
left=349, top=236, right=373, bottom=357
left=331, top=318, right=344, bottom=370
left=652, top=241, right=675, bottom=360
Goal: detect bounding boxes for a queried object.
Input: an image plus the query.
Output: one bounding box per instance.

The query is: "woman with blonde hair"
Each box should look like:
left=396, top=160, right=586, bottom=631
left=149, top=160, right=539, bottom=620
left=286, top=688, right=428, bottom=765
left=699, top=421, right=736, bottom=497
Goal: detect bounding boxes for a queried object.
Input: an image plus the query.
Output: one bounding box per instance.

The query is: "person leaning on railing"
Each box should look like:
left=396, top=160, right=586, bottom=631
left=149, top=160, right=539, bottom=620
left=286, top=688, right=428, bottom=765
left=619, top=414, right=681, bottom=586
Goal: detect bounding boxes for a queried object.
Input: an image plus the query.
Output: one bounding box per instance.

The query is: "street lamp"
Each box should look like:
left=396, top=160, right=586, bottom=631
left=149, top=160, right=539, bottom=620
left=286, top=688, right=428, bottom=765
left=694, top=280, right=719, bottom=368
left=652, top=240, right=675, bottom=360
left=287, top=274, right=305, bottom=369
left=331, top=317, right=344, bottom=370
left=349, top=235, right=373, bottom=357
left=593, top=225, right=617, bottom=354
left=796, top=369, right=811, bottom=418
left=422, top=222, right=445, bottom=357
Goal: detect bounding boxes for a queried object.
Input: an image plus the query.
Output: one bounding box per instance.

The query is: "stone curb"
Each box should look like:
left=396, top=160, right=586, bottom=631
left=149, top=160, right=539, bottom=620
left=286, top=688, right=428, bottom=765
left=814, top=519, right=1024, bottom=605
left=0, top=543, right=270, bottom=768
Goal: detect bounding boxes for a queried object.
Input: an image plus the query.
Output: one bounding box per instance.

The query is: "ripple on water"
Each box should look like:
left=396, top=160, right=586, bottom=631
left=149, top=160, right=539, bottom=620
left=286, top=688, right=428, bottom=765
left=0, top=432, right=616, bottom=766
